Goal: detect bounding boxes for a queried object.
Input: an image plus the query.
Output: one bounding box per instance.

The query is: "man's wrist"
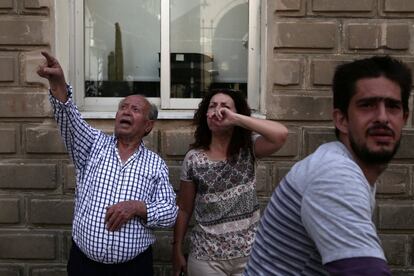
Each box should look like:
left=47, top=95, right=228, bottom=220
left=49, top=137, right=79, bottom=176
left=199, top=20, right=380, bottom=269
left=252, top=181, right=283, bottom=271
left=49, top=83, right=69, bottom=103
left=135, top=200, right=147, bottom=219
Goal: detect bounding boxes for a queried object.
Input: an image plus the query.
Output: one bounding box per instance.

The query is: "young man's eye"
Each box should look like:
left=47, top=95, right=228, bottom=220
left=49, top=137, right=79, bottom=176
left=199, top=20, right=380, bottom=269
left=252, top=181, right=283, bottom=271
left=384, top=99, right=402, bottom=110
left=388, top=103, right=402, bottom=110
left=359, top=101, right=375, bottom=108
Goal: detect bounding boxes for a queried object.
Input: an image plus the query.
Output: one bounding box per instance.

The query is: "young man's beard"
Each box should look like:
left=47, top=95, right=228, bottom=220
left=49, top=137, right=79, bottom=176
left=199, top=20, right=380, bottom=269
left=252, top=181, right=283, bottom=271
left=349, top=134, right=401, bottom=165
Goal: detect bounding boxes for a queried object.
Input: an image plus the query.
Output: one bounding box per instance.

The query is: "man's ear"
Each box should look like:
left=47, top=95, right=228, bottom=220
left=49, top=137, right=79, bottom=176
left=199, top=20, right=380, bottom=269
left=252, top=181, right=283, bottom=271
left=403, top=111, right=409, bottom=125
left=333, top=108, right=348, bottom=135
left=144, top=120, right=155, bottom=136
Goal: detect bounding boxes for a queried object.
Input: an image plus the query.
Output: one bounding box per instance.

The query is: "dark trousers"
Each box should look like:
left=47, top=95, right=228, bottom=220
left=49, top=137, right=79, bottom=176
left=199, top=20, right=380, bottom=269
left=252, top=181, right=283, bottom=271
left=67, top=240, right=154, bottom=276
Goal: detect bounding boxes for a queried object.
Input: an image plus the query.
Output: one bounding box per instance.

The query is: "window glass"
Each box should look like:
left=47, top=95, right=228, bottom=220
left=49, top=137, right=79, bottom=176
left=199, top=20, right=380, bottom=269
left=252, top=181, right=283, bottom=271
left=170, top=0, right=248, bottom=98
left=84, top=0, right=161, bottom=98
left=76, top=0, right=257, bottom=113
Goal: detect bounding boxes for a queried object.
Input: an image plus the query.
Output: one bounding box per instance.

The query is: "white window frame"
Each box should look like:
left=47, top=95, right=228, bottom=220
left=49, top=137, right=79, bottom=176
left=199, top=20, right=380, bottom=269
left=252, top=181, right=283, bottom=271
left=56, top=0, right=263, bottom=118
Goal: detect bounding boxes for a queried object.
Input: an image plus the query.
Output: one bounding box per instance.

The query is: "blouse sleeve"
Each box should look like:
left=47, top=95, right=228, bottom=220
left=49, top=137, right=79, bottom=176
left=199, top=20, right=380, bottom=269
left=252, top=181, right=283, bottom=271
left=180, top=149, right=196, bottom=182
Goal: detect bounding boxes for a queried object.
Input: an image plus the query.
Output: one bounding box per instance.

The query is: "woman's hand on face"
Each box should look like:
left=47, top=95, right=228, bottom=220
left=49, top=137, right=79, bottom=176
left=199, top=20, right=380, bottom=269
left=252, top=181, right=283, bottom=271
left=207, top=107, right=238, bottom=127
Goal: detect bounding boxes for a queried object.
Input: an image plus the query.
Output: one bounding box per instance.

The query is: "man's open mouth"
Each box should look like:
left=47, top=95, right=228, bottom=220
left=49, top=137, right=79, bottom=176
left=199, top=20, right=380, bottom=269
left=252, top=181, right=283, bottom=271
left=120, top=119, right=132, bottom=126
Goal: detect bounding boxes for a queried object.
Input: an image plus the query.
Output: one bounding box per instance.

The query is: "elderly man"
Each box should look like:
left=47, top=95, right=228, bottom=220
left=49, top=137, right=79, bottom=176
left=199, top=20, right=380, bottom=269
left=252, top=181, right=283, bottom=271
left=37, top=52, right=178, bottom=276
left=245, top=56, right=412, bottom=275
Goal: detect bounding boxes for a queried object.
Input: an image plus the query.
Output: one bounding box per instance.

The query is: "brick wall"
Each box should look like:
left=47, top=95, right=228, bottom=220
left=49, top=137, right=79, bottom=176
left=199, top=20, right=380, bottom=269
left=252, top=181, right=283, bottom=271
left=0, top=0, right=413, bottom=275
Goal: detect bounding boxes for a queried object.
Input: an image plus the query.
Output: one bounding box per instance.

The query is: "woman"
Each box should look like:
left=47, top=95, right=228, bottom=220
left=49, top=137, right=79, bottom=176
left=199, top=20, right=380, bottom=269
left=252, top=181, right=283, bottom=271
left=172, top=89, right=288, bottom=276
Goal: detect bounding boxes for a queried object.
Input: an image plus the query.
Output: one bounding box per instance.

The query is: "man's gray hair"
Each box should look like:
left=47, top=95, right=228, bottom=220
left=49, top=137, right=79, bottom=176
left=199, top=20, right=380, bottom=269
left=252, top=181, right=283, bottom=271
left=148, top=103, right=158, bottom=120
left=118, top=95, right=158, bottom=120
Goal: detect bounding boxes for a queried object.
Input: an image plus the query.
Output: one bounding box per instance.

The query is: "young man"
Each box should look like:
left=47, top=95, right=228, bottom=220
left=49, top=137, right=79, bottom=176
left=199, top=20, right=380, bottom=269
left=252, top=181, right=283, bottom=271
left=244, top=56, right=412, bottom=275
left=37, top=52, right=178, bottom=276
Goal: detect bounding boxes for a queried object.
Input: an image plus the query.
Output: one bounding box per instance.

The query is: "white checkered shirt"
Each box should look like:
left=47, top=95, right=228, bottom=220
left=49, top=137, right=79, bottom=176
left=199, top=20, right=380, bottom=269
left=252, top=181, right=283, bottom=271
left=50, top=86, right=178, bottom=264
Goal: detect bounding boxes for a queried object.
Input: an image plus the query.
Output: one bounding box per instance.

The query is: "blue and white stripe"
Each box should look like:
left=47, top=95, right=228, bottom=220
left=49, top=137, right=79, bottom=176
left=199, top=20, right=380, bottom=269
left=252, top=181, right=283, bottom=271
left=245, top=178, right=328, bottom=276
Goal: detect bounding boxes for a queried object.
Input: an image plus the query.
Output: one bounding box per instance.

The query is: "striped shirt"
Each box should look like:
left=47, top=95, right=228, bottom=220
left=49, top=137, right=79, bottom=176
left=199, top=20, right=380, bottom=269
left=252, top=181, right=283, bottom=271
left=50, top=86, right=178, bottom=264
left=245, top=142, right=384, bottom=275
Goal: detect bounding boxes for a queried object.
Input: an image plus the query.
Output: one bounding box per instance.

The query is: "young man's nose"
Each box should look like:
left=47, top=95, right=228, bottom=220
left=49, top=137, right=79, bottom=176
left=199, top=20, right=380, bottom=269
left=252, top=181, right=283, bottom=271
left=375, top=103, right=389, bottom=123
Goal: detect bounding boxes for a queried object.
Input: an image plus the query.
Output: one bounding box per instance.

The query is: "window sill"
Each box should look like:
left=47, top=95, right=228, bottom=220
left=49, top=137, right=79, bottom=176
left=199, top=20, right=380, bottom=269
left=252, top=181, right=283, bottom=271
left=81, top=110, right=195, bottom=120
left=80, top=110, right=266, bottom=120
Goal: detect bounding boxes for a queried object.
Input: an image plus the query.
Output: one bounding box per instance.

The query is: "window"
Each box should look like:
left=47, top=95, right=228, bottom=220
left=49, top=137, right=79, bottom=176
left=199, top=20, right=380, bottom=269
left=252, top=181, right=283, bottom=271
left=68, top=0, right=261, bottom=116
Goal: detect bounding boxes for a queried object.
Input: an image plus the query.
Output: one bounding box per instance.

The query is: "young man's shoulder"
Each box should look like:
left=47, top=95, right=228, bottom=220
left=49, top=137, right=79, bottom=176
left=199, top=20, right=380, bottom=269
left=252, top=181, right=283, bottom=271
left=288, top=141, right=360, bottom=183
left=313, top=141, right=351, bottom=159
left=310, top=141, right=355, bottom=167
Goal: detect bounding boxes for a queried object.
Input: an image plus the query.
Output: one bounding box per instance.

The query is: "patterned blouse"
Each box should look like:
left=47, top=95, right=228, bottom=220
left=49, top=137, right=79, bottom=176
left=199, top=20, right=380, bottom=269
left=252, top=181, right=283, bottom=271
left=180, top=146, right=260, bottom=260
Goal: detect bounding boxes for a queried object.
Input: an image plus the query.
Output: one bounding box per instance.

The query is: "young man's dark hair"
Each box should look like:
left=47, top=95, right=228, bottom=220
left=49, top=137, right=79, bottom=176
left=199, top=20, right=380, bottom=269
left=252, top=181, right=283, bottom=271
left=333, top=56, right=412, bottom=138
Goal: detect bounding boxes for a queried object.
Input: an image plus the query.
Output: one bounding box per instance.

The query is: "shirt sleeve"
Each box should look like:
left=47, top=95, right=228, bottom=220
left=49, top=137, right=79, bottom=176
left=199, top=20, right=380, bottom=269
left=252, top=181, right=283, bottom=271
left=49, top=85, right=98, bottom=171
left=144, top=159, right=178, bottom=228
left=180, top=150, right=194, bottom=182
left=301, top=159, right=385, bottom=264
left=325, top=257, right=391, bottom=275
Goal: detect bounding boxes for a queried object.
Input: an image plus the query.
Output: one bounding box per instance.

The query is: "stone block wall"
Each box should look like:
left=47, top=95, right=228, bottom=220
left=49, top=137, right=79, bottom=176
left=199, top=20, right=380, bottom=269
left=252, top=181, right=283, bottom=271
left=0, top=0, right=413, bottom=275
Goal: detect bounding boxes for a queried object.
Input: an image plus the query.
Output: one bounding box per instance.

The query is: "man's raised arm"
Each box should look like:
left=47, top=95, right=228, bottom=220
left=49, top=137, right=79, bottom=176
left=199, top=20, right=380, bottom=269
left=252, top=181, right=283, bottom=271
left=37, top=51, right=68, bottom=102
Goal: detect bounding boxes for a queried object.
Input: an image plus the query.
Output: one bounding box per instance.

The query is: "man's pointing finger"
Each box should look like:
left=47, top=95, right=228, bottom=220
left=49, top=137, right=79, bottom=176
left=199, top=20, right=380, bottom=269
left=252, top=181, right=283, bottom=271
left=41, top=51, right=56, bottom=65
